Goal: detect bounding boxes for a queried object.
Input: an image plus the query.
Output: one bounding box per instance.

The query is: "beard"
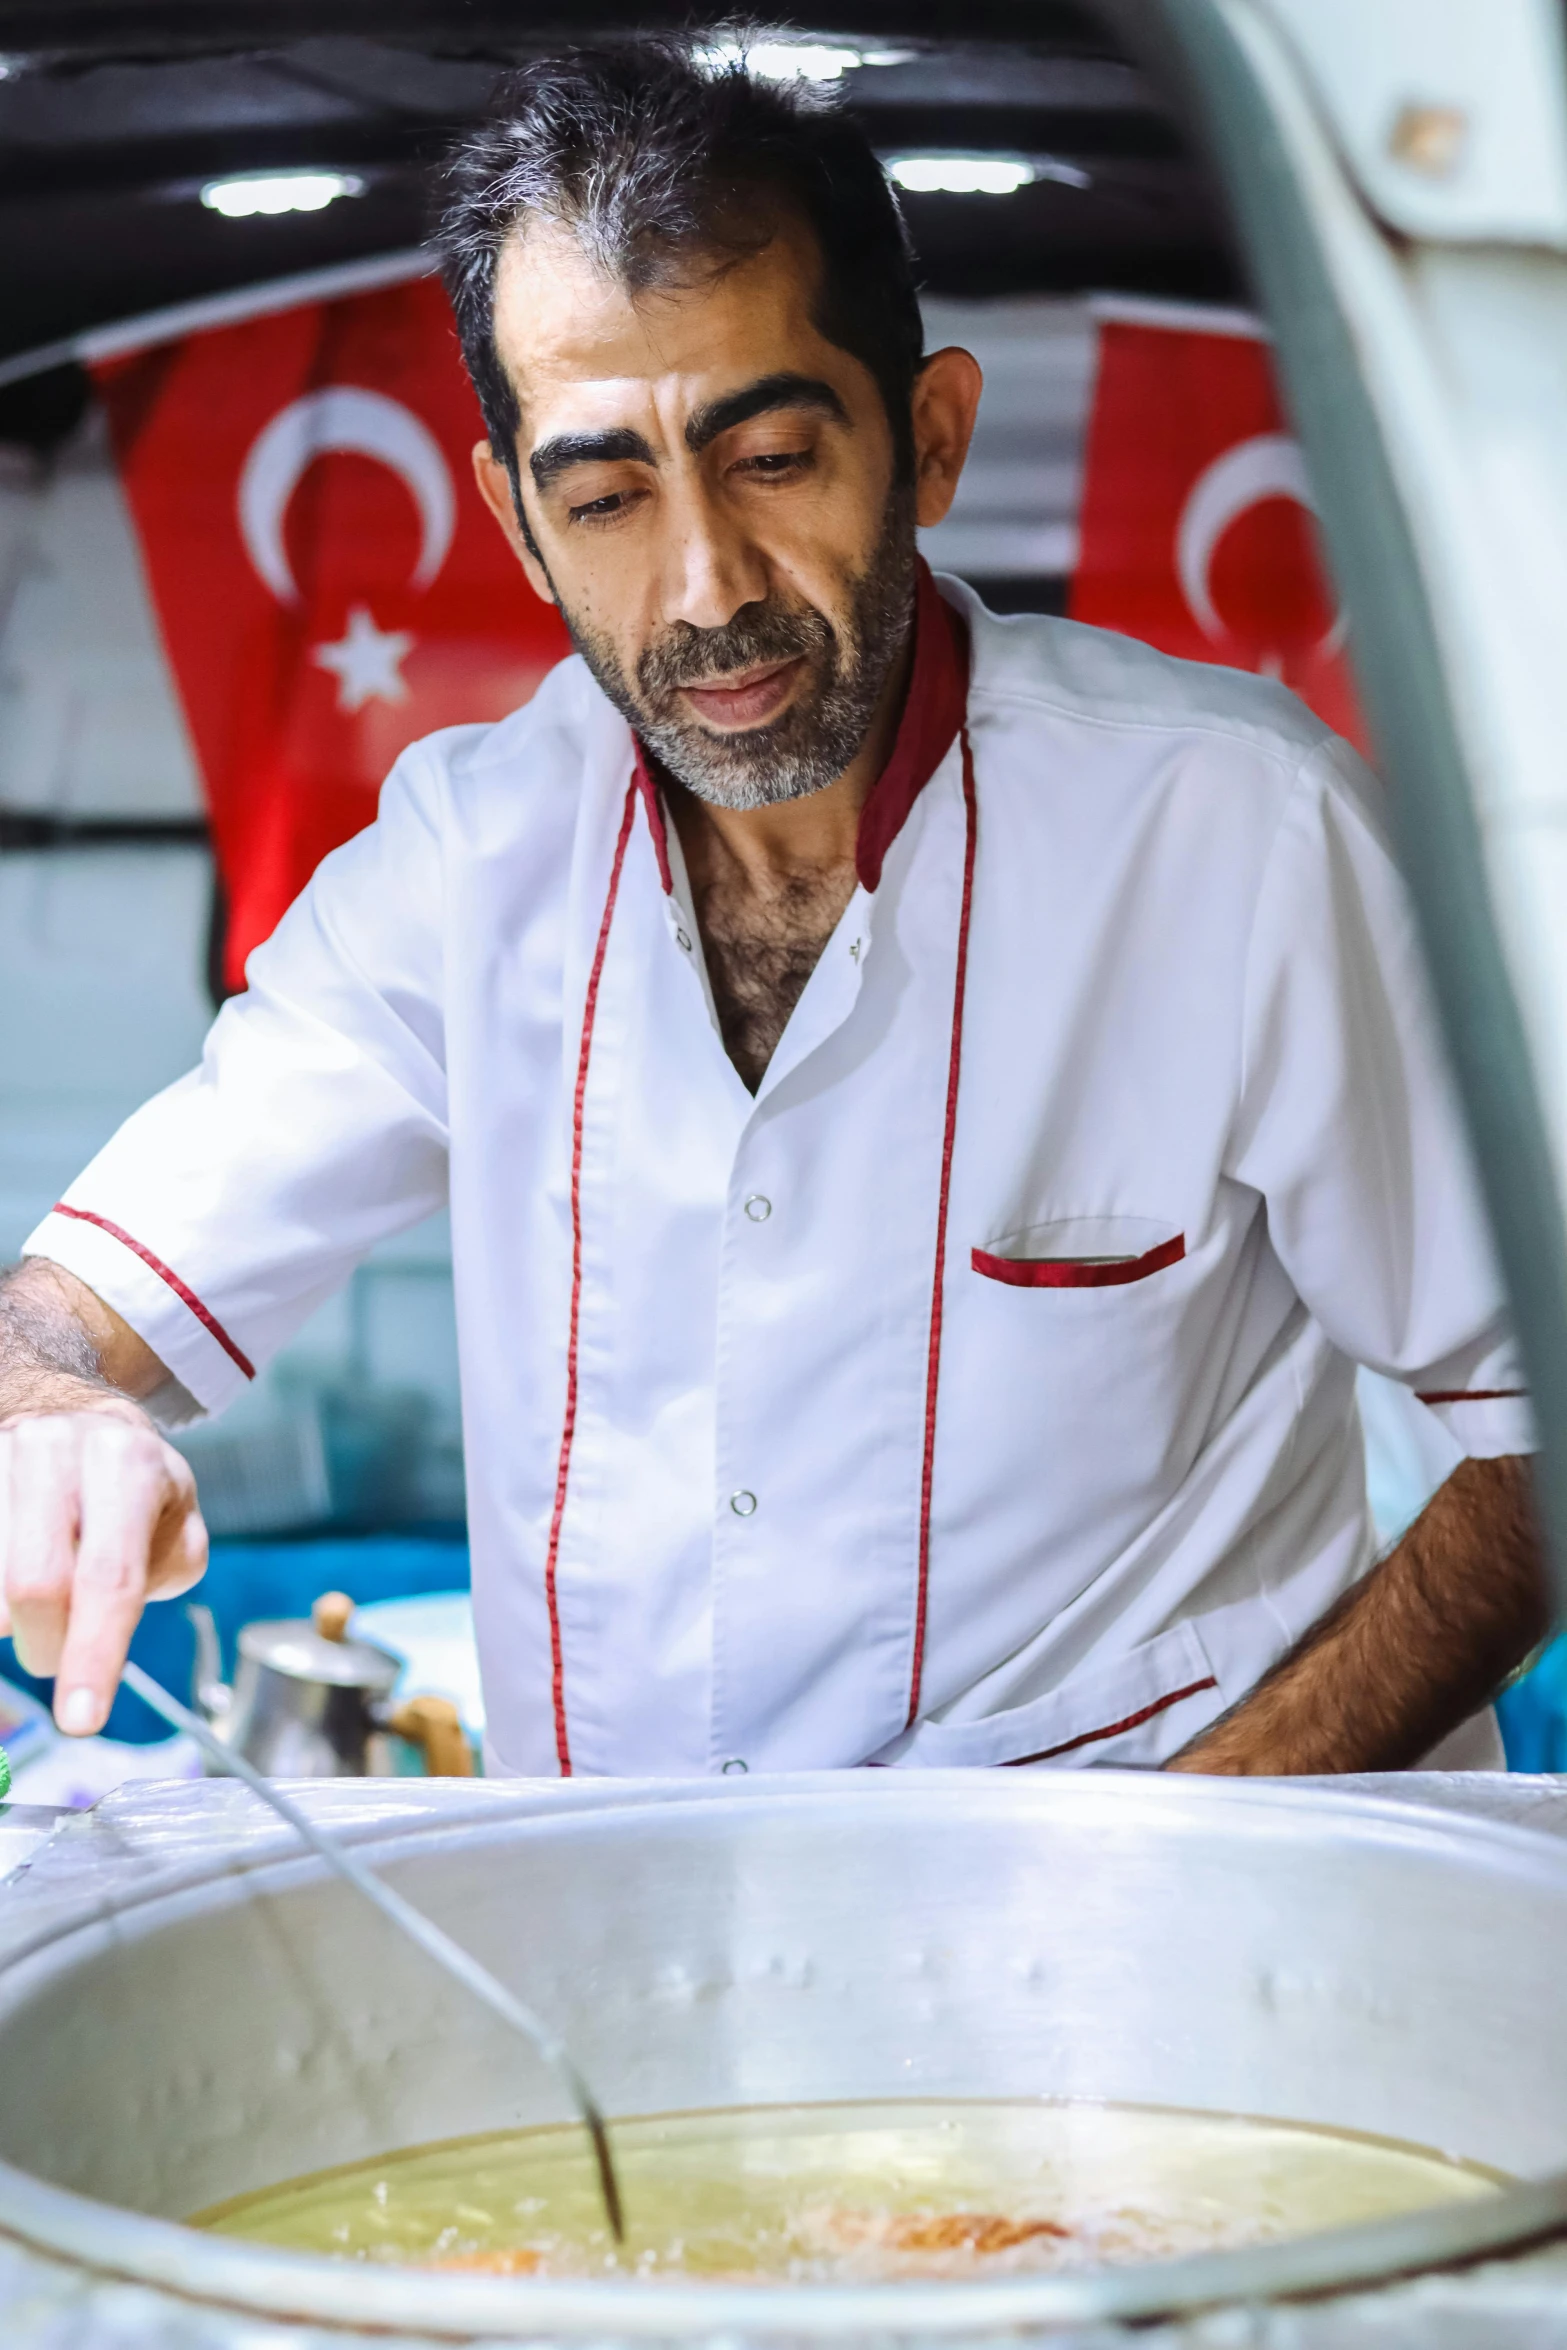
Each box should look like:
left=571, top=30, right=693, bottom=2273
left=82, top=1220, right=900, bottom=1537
left=558, top=484, right=918, bottom=810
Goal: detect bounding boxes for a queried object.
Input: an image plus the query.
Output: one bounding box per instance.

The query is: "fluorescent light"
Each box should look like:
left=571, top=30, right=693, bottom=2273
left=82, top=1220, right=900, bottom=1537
left=201, top=171, right=365, bottom=219
left=888, top=156, right=1037, bottom=196
left=750, top=41, right=865, bottom=80
left=696, top=37, right=913, bottom=82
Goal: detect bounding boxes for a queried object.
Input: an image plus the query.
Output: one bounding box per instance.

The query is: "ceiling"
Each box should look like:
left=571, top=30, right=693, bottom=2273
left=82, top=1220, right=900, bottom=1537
left=0, top=2, right=1245, bottom=438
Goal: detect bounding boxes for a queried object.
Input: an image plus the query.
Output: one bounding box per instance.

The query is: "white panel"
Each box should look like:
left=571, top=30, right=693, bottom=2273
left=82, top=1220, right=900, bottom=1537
left=1221, top=0, right=1567, bottom=1332
left=1260, top=0, right=1567, bottom=246
left=918, top=295, right=1095, bottom=583
left=0, top=406, right=203, bottom=818
left=0, top=847, right=213, bottom=1255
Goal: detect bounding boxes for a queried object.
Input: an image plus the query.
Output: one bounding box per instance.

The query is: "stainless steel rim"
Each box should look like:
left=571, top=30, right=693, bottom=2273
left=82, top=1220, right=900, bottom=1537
left=5, top=1778, right=1567, bottom=2337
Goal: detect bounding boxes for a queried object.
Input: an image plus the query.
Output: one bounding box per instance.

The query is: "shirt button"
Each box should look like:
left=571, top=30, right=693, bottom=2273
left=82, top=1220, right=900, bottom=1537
left=744, top=1194, right=771, bottom=1222
left=675, top=927, right=693, bottom=952
left=722, top=1757, right=749, bottom=1775
left=729, top=1490, right=758, bottom=1517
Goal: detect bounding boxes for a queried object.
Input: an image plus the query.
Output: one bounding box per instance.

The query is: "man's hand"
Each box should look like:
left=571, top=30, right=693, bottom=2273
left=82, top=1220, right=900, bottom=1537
left=1169, top=1452, right=1549, bottom=1775
left=0, top=1258, right=208, bottom=1736
left=0, top=1410, right=207, bottom=1733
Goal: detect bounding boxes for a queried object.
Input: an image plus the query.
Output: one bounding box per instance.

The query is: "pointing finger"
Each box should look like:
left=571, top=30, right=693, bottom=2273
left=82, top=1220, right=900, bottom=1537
left=53, top=1420, right=166, bottom=1736
left=4, top=1420, right=81, bottom=1680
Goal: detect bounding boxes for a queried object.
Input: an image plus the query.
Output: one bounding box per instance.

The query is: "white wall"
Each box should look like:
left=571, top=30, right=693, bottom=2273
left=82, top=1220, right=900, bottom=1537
left=0, top=413, right=464, bottom=1521
left=0, top=412, right=211, bottom=1249
left=918, top=296, right=1093, bottom=581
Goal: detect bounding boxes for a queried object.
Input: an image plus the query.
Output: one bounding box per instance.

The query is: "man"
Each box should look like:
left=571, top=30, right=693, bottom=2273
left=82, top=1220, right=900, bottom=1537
left=0, top=41, right=1545, bottom=1776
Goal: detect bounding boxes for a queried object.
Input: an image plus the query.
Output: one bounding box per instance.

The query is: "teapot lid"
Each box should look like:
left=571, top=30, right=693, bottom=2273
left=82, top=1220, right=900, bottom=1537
left=236, top=1590, right=401, bottom=1693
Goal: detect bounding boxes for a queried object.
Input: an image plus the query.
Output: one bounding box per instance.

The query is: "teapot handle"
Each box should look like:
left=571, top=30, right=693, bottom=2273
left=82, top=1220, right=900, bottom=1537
left=386, top=1694, right=475, bottom=1778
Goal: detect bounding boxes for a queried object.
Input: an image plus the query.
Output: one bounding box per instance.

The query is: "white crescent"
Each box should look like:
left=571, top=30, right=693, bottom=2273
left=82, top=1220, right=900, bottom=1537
left=1175, top=430, right=1345, bottom=653
left=237, top=385, right=455, bottom=604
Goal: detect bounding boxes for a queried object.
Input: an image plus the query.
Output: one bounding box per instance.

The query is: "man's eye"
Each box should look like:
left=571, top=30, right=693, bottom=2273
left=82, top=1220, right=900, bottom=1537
left=567, top=490, right=633, bottom=524
left=738, top=450, right=812, bottom=478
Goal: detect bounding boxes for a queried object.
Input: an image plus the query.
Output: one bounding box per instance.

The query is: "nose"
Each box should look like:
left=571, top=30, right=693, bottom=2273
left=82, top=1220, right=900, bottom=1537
left=663, top=477, right=769, bottom=634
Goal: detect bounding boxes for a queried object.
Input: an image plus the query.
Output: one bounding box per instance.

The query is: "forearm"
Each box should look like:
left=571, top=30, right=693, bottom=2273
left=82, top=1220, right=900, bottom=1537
left=1170, top=1453, right=1550, bottom=1775
left=0, top=1260, right=169, bottom=1422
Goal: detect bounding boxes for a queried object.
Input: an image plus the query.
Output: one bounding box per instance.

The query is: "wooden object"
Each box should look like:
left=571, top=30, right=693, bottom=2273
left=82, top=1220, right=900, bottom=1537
left=388, top=1694, right=475, bottom=1778
left=310, top=1591, right=355, bottom=1643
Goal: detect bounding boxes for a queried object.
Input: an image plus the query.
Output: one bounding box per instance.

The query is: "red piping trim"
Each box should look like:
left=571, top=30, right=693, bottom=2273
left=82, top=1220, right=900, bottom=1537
left=906, top=726, right=978, bottom=1730
left=49, top=1203, right=255, bottom=1380
left=541, top=781, right=638, bottom=1777
left=1416, top=1388, right=1529, bottom=1406
left=972, top=1233, right=1186, bottom=1290
left=1002, top=1676, right=1218, bottom=1767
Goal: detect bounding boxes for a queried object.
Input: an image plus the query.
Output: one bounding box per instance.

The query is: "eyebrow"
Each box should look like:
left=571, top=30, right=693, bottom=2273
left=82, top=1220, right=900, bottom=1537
left=684, top=372, right=850, bottom=452
left=529, top=425, right=655, bottom=493
left=527, top=373, right=851, bottom=494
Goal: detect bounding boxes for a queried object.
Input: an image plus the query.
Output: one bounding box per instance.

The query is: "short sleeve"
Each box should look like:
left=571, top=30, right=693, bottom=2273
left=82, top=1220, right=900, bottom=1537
left=22, top=744, right=452, bottom=1417
left=1227, top=740, right=1534, bottom=1461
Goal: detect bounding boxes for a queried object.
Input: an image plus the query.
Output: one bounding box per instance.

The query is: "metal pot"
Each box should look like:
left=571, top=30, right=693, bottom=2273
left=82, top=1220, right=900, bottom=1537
left=2, top=1773, right=1567, bottom=2340
left=190, top=1591, right=473, bottom=1778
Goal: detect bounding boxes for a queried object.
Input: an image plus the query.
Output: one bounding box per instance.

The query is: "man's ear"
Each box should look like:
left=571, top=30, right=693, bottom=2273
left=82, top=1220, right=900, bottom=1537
left=910, top=348, right=983, bottom=532
left=471, top=442, right=558, bottom=607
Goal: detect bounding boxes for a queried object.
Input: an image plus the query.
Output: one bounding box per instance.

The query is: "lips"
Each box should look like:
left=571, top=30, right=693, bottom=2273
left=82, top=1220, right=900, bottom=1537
left=679, top=656, right=803, bottom=731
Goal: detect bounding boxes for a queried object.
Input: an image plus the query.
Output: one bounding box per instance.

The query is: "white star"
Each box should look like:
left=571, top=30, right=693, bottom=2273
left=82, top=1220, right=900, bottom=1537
left=311, top=604, right=414, bottom=712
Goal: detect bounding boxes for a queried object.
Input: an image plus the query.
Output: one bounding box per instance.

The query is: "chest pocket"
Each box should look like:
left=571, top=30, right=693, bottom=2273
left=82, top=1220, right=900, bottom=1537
left=971, top=1215, right=1184, bottom=1290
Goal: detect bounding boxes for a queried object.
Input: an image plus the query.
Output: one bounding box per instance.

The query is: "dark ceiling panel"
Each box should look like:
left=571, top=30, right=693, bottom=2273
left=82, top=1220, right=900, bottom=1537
left=0, top=186, right=429, bottom=361
left=0, top=6, right=1244, bottom=373
left=0, top=3, right=1121, bottom=61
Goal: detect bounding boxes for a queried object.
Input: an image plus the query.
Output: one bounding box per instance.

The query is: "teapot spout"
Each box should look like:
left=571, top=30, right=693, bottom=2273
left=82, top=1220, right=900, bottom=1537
left=187, top=1602, right=232, bottom=1727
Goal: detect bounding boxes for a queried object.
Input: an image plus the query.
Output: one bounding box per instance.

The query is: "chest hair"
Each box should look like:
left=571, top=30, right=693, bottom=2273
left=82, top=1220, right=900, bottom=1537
left=691, top=857, right=859, bottom=1092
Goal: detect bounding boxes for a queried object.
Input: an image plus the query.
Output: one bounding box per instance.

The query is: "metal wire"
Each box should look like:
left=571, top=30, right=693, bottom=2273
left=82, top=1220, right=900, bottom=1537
left=120, top=1658, right=625, bottom=2242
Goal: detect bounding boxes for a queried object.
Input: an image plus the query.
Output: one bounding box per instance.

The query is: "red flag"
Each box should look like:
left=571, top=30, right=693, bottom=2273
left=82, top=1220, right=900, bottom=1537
left=1069, top=311, right=1367, bottom=752
left=94, top=279, right=571, bottom=990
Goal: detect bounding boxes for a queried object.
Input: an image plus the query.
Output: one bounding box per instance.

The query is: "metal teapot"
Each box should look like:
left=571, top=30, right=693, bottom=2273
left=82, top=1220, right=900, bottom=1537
left=188, top=1590, right=472, bottom=1778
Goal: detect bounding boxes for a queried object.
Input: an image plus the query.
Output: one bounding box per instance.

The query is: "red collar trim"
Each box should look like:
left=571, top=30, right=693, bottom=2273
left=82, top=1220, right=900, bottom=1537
left=630, top=559, right=969, bottom=899
left=630, top=738, right=674, bottom=894
left=855, top=560, right=970, bottom=893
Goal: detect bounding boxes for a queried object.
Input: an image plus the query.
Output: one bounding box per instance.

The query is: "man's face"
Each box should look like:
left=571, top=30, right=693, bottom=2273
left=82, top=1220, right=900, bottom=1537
left=480, top=217, right=920, bottom=809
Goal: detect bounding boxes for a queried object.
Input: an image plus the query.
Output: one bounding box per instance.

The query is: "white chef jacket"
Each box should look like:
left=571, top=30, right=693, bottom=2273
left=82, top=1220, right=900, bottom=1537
left=26, top=566, right=1532, bottom=1777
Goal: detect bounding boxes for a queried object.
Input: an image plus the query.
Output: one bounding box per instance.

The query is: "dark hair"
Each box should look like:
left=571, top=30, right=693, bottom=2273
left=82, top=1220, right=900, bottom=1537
left=436, top=34, right=925, bottom=522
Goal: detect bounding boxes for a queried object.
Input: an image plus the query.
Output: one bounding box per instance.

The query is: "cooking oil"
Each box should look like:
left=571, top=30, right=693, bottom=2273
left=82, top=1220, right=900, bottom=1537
left=193, top=2097, right=1504, bottom=2281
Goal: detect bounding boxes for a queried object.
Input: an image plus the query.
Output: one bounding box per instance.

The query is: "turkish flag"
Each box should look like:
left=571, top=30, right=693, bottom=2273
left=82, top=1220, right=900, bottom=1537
left=94, top=278, right=571, bottom=991
left=1069, top=314, right=1367, bottom=752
